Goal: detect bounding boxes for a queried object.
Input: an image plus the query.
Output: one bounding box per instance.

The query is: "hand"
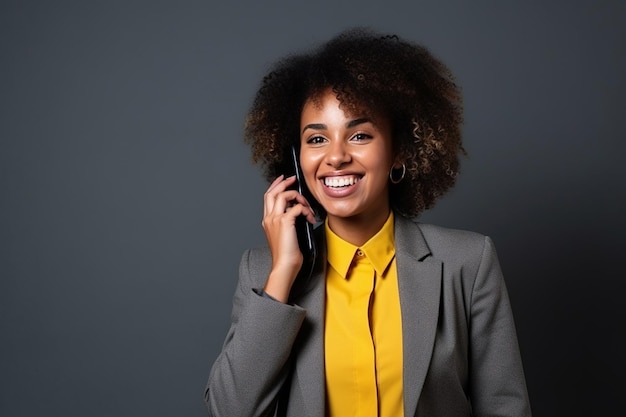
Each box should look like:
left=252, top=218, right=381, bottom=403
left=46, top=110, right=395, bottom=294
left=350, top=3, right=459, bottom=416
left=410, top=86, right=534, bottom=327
left=262, top=175, right=316, bottom=302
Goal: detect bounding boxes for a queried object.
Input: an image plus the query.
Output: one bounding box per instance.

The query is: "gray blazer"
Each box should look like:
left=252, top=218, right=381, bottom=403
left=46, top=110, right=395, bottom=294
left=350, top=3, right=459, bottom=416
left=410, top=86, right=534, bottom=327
left=205, top=215, right=531, bottom=417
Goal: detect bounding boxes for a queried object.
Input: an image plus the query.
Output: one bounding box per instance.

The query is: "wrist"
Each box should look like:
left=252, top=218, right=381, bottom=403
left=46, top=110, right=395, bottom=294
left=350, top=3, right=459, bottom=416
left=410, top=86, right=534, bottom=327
left=263, top=269, right=297, bottom=303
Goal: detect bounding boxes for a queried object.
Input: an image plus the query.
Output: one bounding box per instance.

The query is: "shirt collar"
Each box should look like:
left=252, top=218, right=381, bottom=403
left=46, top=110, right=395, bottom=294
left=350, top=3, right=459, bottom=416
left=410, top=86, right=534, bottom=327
left=325, top=211, right=396, bottom=279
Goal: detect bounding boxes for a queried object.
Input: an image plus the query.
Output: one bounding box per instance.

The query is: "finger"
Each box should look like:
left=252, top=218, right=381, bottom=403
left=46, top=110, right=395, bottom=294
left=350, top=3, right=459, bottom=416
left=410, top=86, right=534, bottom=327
left=296, top=202, right=317, bottom=225
left=290, top=193, right=314, bottom=211
left=264, top=175, right=283, bottom=216
left=267, top=189, right=310, bottom=218
left=267, top=190, right=300, bottom=219
left=267, top=175, right=295, bottom=194
left=284, top=203, right=316, bottom=226
left=267, top=174, right=285, bottom=191
left=264, top=175, right=296, bottom=216
left=285, top=191, right=315, bottom=220
left=304, top=207, right=317, bottom=225
left=264, top=197, right=311, bottom=232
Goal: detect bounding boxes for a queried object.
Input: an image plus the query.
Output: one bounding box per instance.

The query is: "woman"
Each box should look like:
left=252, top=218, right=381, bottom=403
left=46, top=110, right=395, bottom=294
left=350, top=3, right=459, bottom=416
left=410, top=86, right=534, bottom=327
left=205, top=28, right=531, bottom=417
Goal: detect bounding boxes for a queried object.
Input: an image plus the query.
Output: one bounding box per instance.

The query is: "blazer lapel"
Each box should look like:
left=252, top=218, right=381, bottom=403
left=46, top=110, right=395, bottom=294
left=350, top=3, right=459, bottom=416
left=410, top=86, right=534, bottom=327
left=394, top=216, right=442, bottom=417
left=291, top=232, right=327, bottom=417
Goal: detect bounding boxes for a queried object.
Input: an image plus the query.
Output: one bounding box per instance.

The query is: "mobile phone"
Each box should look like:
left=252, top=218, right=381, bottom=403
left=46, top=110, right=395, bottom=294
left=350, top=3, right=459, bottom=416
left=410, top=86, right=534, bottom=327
left=286, top=145, right=317, bottom=280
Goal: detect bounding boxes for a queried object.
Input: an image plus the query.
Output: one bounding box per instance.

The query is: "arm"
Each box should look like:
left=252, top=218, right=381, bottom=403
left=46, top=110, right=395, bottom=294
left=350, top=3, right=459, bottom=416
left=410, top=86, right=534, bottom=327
left=205, top=175, right=316, bottom=416
left=469, top=236, right=532, bottom=417
left=204, top=249, right=306, bottom=417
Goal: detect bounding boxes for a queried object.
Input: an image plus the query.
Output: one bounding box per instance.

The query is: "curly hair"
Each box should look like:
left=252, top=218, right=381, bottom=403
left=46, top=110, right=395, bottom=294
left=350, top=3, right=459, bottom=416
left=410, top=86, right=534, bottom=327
left=244, top=27, right=465, bottom=218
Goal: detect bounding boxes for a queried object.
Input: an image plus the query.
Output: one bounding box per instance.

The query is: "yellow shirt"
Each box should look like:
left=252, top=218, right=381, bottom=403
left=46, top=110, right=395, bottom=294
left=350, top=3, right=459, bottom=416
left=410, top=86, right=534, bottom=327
left=324, top=212, right=404, bottom=417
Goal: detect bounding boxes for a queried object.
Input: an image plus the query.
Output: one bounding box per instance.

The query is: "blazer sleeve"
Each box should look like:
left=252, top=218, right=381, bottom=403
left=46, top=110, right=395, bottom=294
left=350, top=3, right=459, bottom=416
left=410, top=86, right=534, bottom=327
left=469, top=236, right=532, bottom=417
left=204, top=248, right=307, bottom=417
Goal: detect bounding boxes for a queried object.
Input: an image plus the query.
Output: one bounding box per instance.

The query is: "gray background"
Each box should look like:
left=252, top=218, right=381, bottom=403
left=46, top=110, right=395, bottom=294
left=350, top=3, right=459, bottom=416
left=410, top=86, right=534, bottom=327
left=1, top=0, right=624, bottom=416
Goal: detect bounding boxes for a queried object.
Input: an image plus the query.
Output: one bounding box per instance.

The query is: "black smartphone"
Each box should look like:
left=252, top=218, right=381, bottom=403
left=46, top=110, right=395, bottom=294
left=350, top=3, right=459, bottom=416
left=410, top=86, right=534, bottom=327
left=286, top=145, right=317, bottom=280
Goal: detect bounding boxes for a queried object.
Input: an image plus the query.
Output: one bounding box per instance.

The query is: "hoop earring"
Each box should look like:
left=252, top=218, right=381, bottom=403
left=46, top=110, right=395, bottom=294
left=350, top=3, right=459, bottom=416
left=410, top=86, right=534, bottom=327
left=389, top=163, right=406, bottom=184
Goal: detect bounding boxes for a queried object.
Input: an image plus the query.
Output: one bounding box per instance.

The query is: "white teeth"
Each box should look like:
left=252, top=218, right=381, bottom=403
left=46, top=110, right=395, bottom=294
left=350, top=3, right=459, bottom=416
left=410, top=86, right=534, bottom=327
left=324, top=176, right=360, bottom=188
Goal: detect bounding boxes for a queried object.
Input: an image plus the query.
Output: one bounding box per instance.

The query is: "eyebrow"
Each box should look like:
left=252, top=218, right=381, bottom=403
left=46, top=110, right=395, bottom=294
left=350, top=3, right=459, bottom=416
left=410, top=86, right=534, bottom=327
left=347, top=118, right=371, bottom=128
left=301, top=123, right=326, bottom=133
left=301, top=118, right=372, bottom=134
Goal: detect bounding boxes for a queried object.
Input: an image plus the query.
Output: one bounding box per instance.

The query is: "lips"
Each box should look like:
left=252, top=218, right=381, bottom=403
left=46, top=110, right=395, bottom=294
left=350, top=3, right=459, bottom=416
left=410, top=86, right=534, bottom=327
left=323, top=175, right=361, bottom=188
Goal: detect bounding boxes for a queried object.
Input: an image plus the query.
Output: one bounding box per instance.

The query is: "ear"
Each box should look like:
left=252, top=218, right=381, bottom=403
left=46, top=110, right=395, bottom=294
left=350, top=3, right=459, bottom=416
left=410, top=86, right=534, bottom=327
left=390, top=144, right=408, bottom=169
left=391, top=156, right=405, bottom=170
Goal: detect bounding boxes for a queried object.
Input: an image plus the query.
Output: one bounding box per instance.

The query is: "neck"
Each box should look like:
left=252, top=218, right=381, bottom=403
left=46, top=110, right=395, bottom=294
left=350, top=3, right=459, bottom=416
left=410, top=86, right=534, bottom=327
left=326, top=208, right=391, bottom=246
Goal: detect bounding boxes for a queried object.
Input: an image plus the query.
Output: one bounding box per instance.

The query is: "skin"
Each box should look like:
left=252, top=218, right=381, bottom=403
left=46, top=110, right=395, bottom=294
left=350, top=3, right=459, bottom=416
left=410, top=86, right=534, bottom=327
left=262, top=89, right=400, bottom=302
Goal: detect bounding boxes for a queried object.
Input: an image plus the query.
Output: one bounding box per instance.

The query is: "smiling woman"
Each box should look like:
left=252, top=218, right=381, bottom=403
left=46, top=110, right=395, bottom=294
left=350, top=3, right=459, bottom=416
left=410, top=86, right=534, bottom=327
left=204, top=27, right=532, bottom=417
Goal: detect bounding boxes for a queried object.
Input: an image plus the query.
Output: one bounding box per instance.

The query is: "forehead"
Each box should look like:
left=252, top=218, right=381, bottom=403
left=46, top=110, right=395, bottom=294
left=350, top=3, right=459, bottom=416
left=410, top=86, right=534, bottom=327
left=302, top=89, right=381, bottom=124
left=300, top=93, right=393, bottom=141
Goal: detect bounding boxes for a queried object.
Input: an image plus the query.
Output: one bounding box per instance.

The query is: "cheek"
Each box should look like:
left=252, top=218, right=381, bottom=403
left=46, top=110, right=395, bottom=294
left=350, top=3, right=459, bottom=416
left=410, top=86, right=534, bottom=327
left=299, top=152, right=318, bottom=185
left=357, top=149, right=393, bottom=177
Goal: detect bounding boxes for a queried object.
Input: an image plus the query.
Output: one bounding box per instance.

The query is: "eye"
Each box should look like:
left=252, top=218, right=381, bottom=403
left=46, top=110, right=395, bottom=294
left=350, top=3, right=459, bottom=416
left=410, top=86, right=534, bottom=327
left=306, top=135, right=326, bottom=144
left=351, top=132, right=373, bottom=142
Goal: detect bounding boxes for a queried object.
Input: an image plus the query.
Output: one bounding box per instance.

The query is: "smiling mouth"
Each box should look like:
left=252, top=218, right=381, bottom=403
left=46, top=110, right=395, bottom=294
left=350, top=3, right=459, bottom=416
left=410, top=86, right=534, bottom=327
left=323, top=175, right=362, bottom=188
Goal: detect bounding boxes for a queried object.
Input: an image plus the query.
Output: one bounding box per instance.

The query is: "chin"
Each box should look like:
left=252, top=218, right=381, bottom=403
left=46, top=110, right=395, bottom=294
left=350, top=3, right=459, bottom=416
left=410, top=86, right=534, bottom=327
left=321, top=204, right=362, bottom=220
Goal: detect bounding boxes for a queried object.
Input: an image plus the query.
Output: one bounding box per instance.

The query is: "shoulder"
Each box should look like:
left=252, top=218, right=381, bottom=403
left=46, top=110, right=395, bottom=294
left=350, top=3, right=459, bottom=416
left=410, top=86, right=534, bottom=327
left=243, top=245, right=272, bottom=266
left=396, top=217, right=505, bottom=297
left=395, top=215, right=493, bottom=267
left=416, top=222, right=487, bottom=249
left=238, top=245, right=272, bottom=289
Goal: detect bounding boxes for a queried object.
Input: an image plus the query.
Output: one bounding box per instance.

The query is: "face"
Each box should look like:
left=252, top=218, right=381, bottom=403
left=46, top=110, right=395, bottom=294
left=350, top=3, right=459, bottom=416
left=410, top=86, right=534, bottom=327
left=299, top=89, right=395, bottom=230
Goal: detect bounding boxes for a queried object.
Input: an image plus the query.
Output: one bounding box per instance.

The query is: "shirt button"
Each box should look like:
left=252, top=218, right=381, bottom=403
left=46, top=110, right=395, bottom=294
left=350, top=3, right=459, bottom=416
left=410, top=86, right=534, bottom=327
left=356, top=249, right=364, bottom=257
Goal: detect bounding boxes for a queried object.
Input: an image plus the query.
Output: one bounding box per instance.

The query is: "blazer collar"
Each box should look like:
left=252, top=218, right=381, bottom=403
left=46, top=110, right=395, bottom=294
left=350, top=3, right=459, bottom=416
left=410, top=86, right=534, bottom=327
left=292, top=215, right=442, bottom=417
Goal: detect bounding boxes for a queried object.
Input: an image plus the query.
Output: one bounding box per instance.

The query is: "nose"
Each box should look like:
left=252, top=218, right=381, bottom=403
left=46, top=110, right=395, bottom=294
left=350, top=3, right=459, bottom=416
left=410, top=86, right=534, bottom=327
left=325, top=140, right=351, bottom=168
